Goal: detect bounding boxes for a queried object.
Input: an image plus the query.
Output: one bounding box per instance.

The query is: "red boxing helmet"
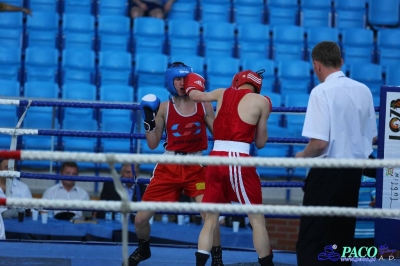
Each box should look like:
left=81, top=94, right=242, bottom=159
left=231, top=69, right=264, bottom=94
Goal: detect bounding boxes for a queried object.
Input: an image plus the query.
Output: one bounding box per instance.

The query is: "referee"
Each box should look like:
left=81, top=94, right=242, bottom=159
left=295, top=41, right=377, bottom=266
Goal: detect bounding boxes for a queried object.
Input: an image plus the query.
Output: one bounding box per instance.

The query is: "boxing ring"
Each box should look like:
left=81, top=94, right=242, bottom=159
left=0, top=95, right=399, bottom=266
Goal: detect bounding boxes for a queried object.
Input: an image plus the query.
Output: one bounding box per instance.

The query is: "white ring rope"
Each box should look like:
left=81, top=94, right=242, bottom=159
left=11, top=150, right=400, bottom=168
left=0, top=128, right=39, bottom=135
left=4, top=198, right=400, bottom=219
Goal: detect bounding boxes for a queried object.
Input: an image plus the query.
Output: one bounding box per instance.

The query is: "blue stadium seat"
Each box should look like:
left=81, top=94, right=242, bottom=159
left=61, top=49, right=95, bottom=84
left=24, top=107, right=59, bottom=129
left=241, top=58, right=276, bottom=94
left=237, top=23, right=270, bottom=59
left=0, top=12, right=23, bottom=31
left=0, top=79, right=20, bottom=97
left=306, top=27, right=339, bottom=60
left=202, top=22, right=235, bottom=58
left=334, top=0, right=366, bottom=30
left=62, top=13, right=95, bottom=50
left=62, top=0, right=93, bottom=14
left=26, top=11, right=59, bottom=48
left=98, top=51, right=132, bottom=85
left=199, top=1, right=231, bottom=23
left=97, top=15, right=131, bottom=51
left=132, top=17, right=165, bottom=54
left=284, top=93, right=308, bottom=137
left=100, top=84, right=133, bottom=102
left=169, top=55, right=205, bottom=77
left=0, top=28, right=22, bottom=47
left=62, top=83, right=97, bottom=120
left=267, top=92, right=282, bottom=127
left=386, top=66, right=400, bottom=86
left=266, top=0, right=299, bottom=26
left=368, top=0, right=400, bottom=27
left=167, top=1, right=197, bottom=21
left=24, top=81, right=59, bottom=99
left=62, top=118, right=98, bottom=152
left=277, top=60, right=311, bottom=97
left=377, top=29, right=400, bottom=72
left=24, top=47, right=59, bottom=82
left=137, top=86, right=170, bottom=103
left=134, top=53, right=168, bottom=88
left=349, top=63, right=383, bottom=97
left=256, top=126, right=290, bottom=178
left=97, top=0, right=128, bottom=16
left=300, top=0, right=332, bottom=27
left=0, top=106, right=18, bottom=149
left=232, top=0, right=265, bottom=24
left=167, top=19, right=200, bottom=56
left=206, top=57, right=240, bottom=90
left=272, top=25, right=305, bottom=61
left=0, top=46, right=21, bottom=80
left=28, top=0, right=59, bottom=12
left=341, top=28, right=374, bottom=67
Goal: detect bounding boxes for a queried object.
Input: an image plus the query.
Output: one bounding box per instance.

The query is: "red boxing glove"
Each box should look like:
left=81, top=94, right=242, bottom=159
left=264, top=96, right=272, bottom=113
left=184, top=73, right=205, bottom=95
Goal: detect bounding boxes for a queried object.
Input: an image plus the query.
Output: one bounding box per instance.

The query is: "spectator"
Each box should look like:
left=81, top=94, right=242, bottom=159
left=295, top=41, right=377, bottom=266
left=0, top=159, right=33, bottom=219
left=0, top=2, right=32, bottom=15
left=42, top=162, right=90, bottom=219
left=94, top=163, right=147, bottom=219
left=130, top=0, right=175, bottom=19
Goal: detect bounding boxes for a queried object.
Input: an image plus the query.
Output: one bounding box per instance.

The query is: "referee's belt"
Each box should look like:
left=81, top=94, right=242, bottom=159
left=164, top=150, right=203, bottom=156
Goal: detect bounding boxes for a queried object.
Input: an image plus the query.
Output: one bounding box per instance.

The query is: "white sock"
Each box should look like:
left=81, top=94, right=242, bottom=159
left=197, top=250, right=210, bottom=255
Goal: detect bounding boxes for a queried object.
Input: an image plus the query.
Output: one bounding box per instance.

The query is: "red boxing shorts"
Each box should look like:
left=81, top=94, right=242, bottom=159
left=142, top=163, right=206, bottom=202
left=202, top=150, right=262, bottom=205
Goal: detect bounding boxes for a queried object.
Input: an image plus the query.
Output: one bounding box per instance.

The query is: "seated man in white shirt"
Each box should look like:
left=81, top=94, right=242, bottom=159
left=0, top=159, right=33, bottom=219
left=42, top=162, right=90, bottom=219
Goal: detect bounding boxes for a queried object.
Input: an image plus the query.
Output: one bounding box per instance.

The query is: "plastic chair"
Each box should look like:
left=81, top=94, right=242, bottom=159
left=237, top=23, right=270, bottom=59
left=284, top=93, right=309, bottom=137
left=349, top=63, right=383, bottom=97
left=100, top=84, right=133, bottom=102
left=368, top=0, right=400, bottom=27
left=334, top=0, right=366, bottom=30
left=62, top=49, right=95, bottom=84
left=62, top=118, right=98, bottom=152
left=232, top=0, right=265, bottom=24
left=26, top=11, right=59, bottom=48
left=0, top=79, right=20, bottom=97
left=62, top=13, right=95, bottom=50
left=377, top=29, right=400, bottom=71
left=199, top=1, right=231, bottom=23
left=167, top=1, right=197, bottom=21
left=28, top=0, right=59, bottom=12
left=62, top=0, right=93, bottom=14
left=256, top=126, right=290, bottom=178
left=300, top=0, right=332, bottom=27
left=0, top=46, right=21, bottom=81
left=98, top=15, right=130, bottom=51
left=385, top=66, right=400, bottom=86
left=97, top=0, right=128, bottom=16
left=137, top=86, right=170, bottom=103
left=266, top=0, right=299, bottom=26
left=241, top=58, right=276, bottom=94
left=169, top=55, right=205, bottom=77
left=306, top=27, right=339, bottom=60
left=341, top=28, right=374, bottom=67
left=134, top=53, right=168, bottom=88
left=206, top=57, right=240, bottom=90
left=132, top=17, right=165, bottom=54
left=98, top=51, right=132, bottom=85
left=277, top=60, right=311, bottom=97
left=24, top=81, right=59, bottom=99
left=0, top=12, right=23, bottom=30
left=167, top=19, right=200, bottom=56
left=0, top=106, right=18, bottom=149
left=62, top=82, right=97, bottom=119
left=202, top=22, right=235, bottom=58
left=24, top=107, right=58, bottom=129
left=24, top=47, right=59, bottom=82
left=0, top=28, right=22, bottom=47
left=272, top=25, right=305, bottom=61
left=267, top=92, right=282, bottom=127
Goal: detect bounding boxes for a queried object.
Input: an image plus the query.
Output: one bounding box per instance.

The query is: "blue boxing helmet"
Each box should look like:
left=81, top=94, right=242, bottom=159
left=165, top=62, right=193, bottom=97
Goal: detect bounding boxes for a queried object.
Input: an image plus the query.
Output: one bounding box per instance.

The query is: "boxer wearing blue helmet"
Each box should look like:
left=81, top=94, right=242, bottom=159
left=165, top=62, right=193, bottom=96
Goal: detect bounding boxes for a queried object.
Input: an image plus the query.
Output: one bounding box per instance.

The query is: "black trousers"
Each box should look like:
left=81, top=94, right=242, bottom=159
left=296, top=167, right=362, bottom=266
